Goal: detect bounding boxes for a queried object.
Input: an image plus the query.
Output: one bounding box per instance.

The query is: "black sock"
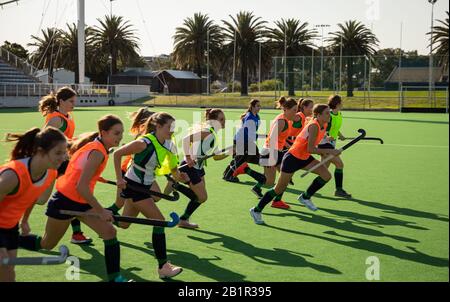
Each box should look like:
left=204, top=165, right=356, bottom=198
left=334, top=168, right=343, bottom=190
left=244, top=167, right=266, bottom=184
left=71, top=219, right=81, bottom=234
left=254, top=189, right=277, bottom=212
left=104, top=238, right=121, bottom=281
left=180, top=199, right=201, bottom=220
left=274, top=192, right=284, bottom=202
left=152, top=227, right=167, bottom=269
left=18, top=235, right=41, bottom=251
left=304, top=176, right=329, bottom=199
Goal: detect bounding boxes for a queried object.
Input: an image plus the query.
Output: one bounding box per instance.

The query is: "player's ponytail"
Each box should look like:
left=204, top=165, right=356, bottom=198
left=6, top=127, right=66, bottom=160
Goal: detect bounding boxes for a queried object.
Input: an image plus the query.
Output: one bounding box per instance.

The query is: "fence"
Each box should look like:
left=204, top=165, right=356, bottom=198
left=0, top=82, right=115, bottom=98
left=269, top=54, right=449, bottom=112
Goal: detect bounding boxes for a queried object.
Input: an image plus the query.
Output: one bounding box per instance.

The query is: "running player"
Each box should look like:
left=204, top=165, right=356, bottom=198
left=318, top=95, right=352, bottom=198
left=251, top=97, right=299, bottom=209
left=18, top=115, right=131, bottom=282
left=250, top=104, right=341, bottom=224
left=0, top=127, right=67, bottom=282
left=178, top=108, right=228, bottom=229
left=113, top=112, right=184, bottom=279
left=223, top=99, right=266, bottom=186
left=39, top=87, right=92, bottom=245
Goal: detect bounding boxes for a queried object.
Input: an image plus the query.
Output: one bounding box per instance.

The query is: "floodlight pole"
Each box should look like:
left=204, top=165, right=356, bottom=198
left=315, top=24, right=330, bottom=91
left=77, top=0, right=85, bottom=85
left=258, top=41, right=262, bottom=93
left=428, top=0, right=437, bottom=107
left=206, top=29, right=210, bottom=95
left=339, top=35, right=343, bottom=93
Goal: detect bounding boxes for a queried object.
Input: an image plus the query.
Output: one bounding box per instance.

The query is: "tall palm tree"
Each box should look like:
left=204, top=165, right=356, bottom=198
left=328, top=20, right=378, bottom=97
left=173, top=12, right=224, bottom=80
left=28, top=28, right=62, bottom=83
left=429, top=11, right=449, bottom=70
left=92, top=15, right=140, bottom=75
left=268, top=18, right=317, bottom=96
left=59, top=23, right=95, bottom=84
left=222, top=11, right=267, bottom=96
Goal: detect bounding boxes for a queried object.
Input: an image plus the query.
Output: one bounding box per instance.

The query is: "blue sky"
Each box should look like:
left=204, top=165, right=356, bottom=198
left=0, top=0, right=448, bottom=56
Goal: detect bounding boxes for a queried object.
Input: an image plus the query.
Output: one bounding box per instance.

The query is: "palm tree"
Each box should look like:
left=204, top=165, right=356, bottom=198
left=92, top=15, right=140, bottom=75
left=222, top=11, right=267, bottom=96
left=59, top=23, right=95, bottom=84
left=328, top=20, right=378, bottom=97
left=28, top=28, right=62, bottom=83
left=429, top=11, right=449, bottom=70
left=173, top=13, right=224, bottom=80
left=268, top=18, right=317, bottom=96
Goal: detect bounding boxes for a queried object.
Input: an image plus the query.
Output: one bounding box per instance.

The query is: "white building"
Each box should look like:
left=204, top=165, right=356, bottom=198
left=35, top=68, right=90, bottom=84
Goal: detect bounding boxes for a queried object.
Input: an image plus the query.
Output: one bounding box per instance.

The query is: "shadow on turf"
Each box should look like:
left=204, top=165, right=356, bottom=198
left=312, top=193, right=449, bottom=224
left=263, top=225, right=449, bottom=268
left=185, top=229, right=342, bottom=276
left=230, top=181, right=449, bottom=223
left=264, top=209, right=419, bottom=243
left=77, top=244, right=150, bottom=282
left=118, top=241, right=248, bottom=282
left=228, top=179, right=447, bottom=224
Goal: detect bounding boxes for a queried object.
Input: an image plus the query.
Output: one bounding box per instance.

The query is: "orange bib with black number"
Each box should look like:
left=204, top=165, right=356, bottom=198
left=56, top=140, right=108, bottom=204
left=0, top=161, right=57, bottom=228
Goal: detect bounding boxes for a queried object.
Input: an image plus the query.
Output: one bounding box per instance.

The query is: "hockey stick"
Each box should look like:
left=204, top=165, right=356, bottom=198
left=98, top=178, right=180, bottom=202
left=344, top=137, right=383, bottom=144
left=59, top=210, right=180, bottom=228
left=1, top=245, right=69, bottom=266
left=300, top=129, right=366, bottom=178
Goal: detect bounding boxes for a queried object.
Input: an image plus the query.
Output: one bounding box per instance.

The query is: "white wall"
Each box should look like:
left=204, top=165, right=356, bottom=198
left=37, top=69, right=90, bottom=84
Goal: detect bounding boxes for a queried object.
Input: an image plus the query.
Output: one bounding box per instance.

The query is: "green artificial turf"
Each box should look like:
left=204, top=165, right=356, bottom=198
left=0, top=106, right=448, bottom=282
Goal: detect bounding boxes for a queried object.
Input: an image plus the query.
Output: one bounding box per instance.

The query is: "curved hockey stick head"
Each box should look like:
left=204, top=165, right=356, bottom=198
left=357, top=128, right=366, bottom=137
left=59, top=245, right=70, bottom=260
left=170, top=191, right=180, bottom=202
left=342, top=129, right=367, bottom=151
left=167, top=212, right=180, bottom=227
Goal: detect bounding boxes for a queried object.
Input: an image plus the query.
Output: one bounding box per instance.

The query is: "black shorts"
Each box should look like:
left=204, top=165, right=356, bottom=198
left=46, top=191, right=92, bottom=220
left=318, top=143, right=335, bottom=150
left=260, top=149, right=286, bottom=167
left=57, top=160, right=69, bottom=177
left=120, top=177, right=154, bottom=202
left=179, top=161, right=205, bottom=185
left=0, top=225, right=19, bottom=250
left=280, top=153, right=315, bottom=174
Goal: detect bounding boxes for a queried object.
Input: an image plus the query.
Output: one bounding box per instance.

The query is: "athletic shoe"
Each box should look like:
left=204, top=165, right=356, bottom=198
left=111, top=275, right=134, bottom=282
left=250, top=207, right=265, bottom=225
left=335, top=189, right=352, bottom=199
left=223, top=175, right=240, bottom=183
left=297, top=194, right=318, bottom=211
left=178, top=219, right=199, bottom=229
left=271, top=200, right=290, bottom=209
left=71, top=232, right=93, bottom=245
left=232, top=163, right=249, bottom=177
left=251, top=185, right=263, bottom=198
left=158, top=261, right=183, bottom=279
